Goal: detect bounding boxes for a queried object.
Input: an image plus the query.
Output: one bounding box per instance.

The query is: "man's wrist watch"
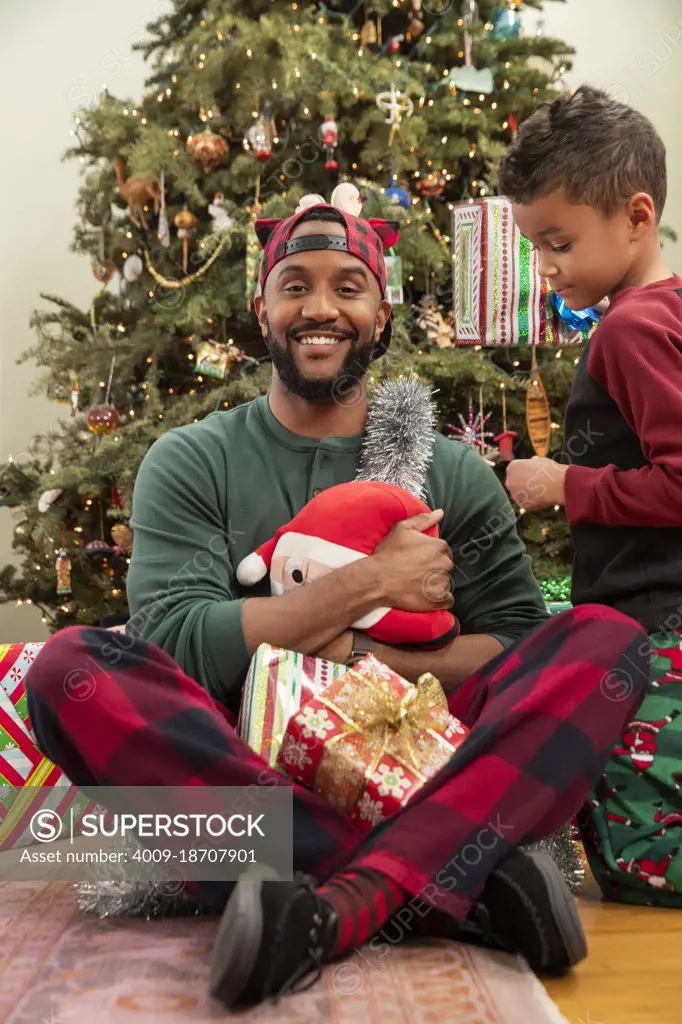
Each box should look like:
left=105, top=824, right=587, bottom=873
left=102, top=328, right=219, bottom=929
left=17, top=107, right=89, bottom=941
left=348, top=630, right=374, bottom=664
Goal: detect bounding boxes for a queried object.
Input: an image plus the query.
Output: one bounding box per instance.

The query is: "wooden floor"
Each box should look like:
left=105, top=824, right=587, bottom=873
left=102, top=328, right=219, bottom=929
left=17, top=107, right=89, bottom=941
left=544, top=875, right=682, bottom=1024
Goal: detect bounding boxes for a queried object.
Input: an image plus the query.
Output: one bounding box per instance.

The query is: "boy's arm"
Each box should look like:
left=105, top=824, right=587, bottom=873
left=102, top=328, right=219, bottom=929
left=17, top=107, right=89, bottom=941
left=565, top=312, right=682, bottom=527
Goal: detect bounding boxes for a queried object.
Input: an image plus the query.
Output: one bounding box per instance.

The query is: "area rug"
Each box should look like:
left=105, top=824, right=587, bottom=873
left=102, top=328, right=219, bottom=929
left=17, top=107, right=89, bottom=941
left=0, top=880, right=568, bottom=1023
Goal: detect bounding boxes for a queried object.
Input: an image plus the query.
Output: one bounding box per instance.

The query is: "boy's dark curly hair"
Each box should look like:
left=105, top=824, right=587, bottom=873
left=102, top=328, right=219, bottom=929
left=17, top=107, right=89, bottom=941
left=497, top=85, right=667, bottom=222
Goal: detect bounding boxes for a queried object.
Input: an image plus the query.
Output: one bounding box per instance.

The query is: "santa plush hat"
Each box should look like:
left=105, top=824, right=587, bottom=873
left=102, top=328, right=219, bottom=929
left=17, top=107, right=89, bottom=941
left=236, top=481, right=459, bottom=647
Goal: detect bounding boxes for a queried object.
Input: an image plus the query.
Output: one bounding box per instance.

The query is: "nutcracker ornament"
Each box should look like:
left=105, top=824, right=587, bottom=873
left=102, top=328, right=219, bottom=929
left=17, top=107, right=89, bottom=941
left=186, top=127, right=229, bottom=173
left=56, top=545, right=72, bottom=596
left=320, top=117, right=339, bottom=171
left=174, top=205, right=198, bottom=273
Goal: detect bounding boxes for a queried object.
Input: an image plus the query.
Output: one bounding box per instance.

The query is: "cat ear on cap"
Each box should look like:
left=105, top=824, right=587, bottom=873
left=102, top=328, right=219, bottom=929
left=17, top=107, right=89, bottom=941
left=368, top=219, right=401, bottom=251
left=254, top=218, right=281, bottom=247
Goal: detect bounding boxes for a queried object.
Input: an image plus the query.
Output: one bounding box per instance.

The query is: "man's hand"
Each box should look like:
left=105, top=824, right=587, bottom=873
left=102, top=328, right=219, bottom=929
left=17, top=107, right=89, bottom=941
left=370, top=509, right=455, bottom=612
left=505, top=457, right=568, bottom=511
left=313, top=630, right=354, bottom=664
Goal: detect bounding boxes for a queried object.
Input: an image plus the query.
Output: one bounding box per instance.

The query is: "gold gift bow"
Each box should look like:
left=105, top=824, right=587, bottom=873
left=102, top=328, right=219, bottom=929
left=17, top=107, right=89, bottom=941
left=316, top=668, right=450, bottom=775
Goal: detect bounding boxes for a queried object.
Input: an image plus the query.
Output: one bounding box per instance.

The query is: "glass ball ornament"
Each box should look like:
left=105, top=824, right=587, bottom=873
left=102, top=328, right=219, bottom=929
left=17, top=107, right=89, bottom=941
left=186, top=128, right=229, bottom=173
left=490, top=4, right=522, bottom=38
left=87, top=403, right=120, bottom=435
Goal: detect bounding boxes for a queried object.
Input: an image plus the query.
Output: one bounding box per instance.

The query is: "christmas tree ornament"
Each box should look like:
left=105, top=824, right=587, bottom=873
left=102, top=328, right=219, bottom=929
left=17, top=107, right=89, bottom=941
left=416, top=296, right=454, bottom=347
left=193, top=339, right=248, bottom=379
left=174, top=205, right=198, bottom=273
left=387, top=35, right=404, bottom=55
left=449, top=0, right=495, bottom=94
left=85, top=195, right=110, bottom=227
left=508, top=112, right=519, bottom=137
left=416, top=172, right=445, bottom=197
left=356, top=375, right=436, bottom=500
left=408, top=0, right=425, bottom=39
left=112, top=157, right=162, bottom=231
left=360, top=18, right=377, bottom=46
left=526, top=349, right=552, bottom=457
left=246, top=114, right=273, bottom=162
left=56, top=542, right=72, bottom=596
left=122, top=254, right=144, bottom=282
left=385, top=184, right=411, bottom=215
left=448, top=394, right=494, bottom=451
left=320, top=117, right=339, bottom=171
left=186, top=127, right=229, bottom=173
left=208, top=192, right=233, bottom=232
left=86, top=404, right=121, bottom=435
left=157, top=170, right=170, bottom=248
left=38, top=488, right=63, bottom=514
left=111, top=523, right=133, bottom=555
left=494, top=383, right=517, bottom=461
left=91, top=258, right=114, bottom=285
left=70, top=372, right=79, bottom=417
left=384, top=253, right=404, bottom=305
left=490, top=3, right=522, bottom=39
left=85, top=539, right=116, bottom=561
left=376, top=83, right=414, bottom=145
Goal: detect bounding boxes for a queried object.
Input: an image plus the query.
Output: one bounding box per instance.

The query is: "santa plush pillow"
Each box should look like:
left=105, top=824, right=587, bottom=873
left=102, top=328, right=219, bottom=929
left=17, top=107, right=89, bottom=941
left=236, top=481, right=459, bottom=648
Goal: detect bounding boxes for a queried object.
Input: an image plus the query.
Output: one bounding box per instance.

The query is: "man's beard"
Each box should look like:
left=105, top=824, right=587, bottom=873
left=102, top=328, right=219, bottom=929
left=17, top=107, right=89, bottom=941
left=265, top=320, right=375, bottom=403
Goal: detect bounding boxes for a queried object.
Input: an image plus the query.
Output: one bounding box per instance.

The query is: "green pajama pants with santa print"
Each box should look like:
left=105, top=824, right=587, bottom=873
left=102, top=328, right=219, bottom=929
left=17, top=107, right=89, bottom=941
left=577, top=629, right=682, bottom=906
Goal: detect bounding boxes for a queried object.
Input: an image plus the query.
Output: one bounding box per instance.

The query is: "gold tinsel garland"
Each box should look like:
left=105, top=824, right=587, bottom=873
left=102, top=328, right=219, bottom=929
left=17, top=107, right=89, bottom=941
left=143, top=231, right=232, bottom=290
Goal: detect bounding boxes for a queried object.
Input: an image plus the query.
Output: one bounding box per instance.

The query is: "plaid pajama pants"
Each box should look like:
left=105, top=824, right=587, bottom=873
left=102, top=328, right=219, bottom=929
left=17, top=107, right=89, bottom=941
left=24, top=604, right=648, bottom=920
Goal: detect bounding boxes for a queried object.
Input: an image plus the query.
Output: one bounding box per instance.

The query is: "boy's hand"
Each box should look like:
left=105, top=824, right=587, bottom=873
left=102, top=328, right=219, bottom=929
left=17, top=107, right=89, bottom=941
left=505, top=457, right=568, bottom=511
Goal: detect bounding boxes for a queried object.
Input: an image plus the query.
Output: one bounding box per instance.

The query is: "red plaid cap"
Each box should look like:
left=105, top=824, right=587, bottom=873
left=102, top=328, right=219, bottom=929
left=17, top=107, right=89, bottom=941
left=255, top=206, right=399, bottom=298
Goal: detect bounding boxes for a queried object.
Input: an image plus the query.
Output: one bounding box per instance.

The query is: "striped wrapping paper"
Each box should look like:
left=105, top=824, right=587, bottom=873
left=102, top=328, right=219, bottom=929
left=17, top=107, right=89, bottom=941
left=0, top=642, right=96, bottom=850
left=238, top=644, right=348, bottom=767
left=451, top=197, right=591, bottom=347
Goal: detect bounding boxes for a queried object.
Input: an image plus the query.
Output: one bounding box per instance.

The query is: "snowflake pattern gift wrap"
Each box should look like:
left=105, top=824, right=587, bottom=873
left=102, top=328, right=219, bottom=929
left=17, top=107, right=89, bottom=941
left=277, top=654, right=469, bottom=832
left=451, top=197, right=591, bottom=347
left=237, top=644, right=349, bottom=766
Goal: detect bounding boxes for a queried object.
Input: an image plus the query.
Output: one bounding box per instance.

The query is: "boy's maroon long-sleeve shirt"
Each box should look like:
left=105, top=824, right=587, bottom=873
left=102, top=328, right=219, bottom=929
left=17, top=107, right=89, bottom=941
left=563, top=275, right=682, bottom=632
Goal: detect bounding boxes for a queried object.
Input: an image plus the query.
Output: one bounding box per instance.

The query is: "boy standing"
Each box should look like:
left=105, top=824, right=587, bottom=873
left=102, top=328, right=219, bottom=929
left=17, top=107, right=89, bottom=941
left=501, top=85, right=682, bottom=905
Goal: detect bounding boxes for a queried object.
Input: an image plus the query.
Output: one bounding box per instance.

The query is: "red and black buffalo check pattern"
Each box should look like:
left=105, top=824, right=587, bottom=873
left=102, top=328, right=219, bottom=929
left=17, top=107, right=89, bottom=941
left=24, top=605, right=649, bottom=918
left=255, top=206, right=399, bottom=297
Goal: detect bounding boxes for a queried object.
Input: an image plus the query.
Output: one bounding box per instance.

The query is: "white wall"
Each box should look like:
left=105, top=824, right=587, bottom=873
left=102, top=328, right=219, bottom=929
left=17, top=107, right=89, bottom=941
left=1, top=0, right=681, bottom=640
left=536, top=0, right=682, bottom=263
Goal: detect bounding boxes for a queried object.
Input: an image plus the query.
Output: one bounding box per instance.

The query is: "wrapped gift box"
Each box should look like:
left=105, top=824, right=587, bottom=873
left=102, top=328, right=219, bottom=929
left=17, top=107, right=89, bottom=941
left=277, top=654, right=469, bottom=831
left=0, top=642, right=97, bottom=850
left=451, top=197, right=592, bottom=347
left=238, top=643, right=349, bottom=766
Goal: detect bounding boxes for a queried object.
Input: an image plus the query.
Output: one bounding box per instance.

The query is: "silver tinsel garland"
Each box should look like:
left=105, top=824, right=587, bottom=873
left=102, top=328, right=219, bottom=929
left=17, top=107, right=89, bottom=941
left=74, top=832, right=204, bottom=919
left=356, top=374, right=436, bottom=499
left=524, top=823, right=586, bottom=896
left=75, top=375, right=584, bottom=918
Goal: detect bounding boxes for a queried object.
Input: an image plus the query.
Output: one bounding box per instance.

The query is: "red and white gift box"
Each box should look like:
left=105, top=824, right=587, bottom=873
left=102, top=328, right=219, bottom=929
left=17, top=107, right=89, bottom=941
left=277, top=654, right=468, bottom=832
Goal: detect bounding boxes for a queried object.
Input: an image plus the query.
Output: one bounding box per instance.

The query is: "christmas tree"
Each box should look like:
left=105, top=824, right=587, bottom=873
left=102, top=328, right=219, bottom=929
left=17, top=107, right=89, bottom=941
left=0, top=0, right=580, bottom=631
